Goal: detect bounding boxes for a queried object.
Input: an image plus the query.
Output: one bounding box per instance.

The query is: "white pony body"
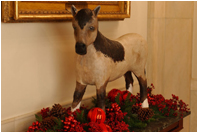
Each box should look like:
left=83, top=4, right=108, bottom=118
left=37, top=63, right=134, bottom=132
left=76, top=33, right=147, bottom=87
left=70, top=5, right=148, bottom=112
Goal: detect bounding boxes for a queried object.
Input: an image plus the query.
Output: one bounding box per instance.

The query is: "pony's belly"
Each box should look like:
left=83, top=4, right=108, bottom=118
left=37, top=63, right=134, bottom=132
left=76, top=59, right=127, bottom=85
left=108, top=63, right=128, bottom=82
left=108, top=74, right=123, bottom=82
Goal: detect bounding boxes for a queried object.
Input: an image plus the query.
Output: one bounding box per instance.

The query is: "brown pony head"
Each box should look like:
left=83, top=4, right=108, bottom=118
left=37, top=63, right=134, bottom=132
left=71, top=5, right=100, bottom=55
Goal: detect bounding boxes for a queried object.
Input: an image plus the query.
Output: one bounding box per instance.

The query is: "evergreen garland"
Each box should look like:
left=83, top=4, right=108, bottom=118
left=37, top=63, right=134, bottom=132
left=27, top=84, right=190, bottom=132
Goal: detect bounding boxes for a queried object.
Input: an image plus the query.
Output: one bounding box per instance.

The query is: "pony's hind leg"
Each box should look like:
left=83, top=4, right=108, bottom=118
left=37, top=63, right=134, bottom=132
left=71, top=81, right=87, bottom=112
left=134, top=69, right=149, bottom=108
left=124, top=71, right=134, bottom=93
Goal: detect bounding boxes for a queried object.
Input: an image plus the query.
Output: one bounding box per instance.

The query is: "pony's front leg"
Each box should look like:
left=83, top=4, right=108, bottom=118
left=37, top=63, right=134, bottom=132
left=96, top=82, right=107, bottom=111
left=71, top=81, right=87, bottom=112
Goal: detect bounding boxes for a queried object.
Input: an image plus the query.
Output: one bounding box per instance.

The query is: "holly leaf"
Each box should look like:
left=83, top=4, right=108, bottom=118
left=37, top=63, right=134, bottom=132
left=35, top=114, right=42, bottom=122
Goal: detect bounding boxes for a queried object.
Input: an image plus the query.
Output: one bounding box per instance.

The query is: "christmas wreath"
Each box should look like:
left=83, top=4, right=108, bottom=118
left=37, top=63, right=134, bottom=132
left=27, top=84, right=190, bottom=132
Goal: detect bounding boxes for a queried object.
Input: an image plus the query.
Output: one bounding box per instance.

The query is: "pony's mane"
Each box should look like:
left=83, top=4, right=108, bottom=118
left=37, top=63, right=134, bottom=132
left=93, top=31, right=125, bottom=62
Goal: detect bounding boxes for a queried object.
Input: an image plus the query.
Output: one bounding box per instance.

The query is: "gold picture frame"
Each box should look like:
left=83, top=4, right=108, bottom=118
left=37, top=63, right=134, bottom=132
left=1, top=1, right=130, bottom=22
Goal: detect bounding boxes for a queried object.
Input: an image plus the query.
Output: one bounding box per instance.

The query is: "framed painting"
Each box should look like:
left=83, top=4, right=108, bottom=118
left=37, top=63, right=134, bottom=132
left=2, top=1, right=130, bottom=22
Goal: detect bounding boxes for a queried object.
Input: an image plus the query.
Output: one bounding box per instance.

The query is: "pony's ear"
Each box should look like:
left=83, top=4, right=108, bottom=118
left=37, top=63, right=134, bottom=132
left=71, top=5, right=78, bottom=16
left=94, top=5, right=101, bottom=17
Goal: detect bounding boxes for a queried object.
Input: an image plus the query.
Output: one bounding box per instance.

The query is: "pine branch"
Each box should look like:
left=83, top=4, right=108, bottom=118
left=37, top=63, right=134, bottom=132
left=146, top=118, right=156, bottom=123
left=121, top=93, right=135, bottom=113
left=46, top=129, right=54, bottom=132
left=53, top=118, right=63, bottom=130
left=76, top=109, right=88, bottom=123
left=115, top=93, right=121, bottom=106
left=35, top=114, right=43, bottom=122
left=91, top=97, right=97, bottom=107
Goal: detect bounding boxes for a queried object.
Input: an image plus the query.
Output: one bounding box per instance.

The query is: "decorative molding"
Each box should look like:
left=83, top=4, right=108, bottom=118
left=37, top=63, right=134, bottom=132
left=2, top=1, right=11, bottom=22
left=18, top=10, right=127, bottom=15
left=2, top=1, right=130, bottom=23
left=18, top=10, right=70, bottom=14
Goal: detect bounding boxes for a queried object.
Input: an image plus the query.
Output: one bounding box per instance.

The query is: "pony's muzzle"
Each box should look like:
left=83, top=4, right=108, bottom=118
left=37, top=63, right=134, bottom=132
left=75, top=42, right=87, bottom=55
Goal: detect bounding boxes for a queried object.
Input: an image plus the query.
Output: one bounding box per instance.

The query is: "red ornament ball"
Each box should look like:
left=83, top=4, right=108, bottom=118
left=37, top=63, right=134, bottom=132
left=88, top=107, right=106, bottom=123
left=122, top=91, right=132, bottom=101
left=108, top=89, right=123, bottom=102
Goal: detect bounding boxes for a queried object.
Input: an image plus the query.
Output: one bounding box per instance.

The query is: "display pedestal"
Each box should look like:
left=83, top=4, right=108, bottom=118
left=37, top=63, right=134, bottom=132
left=134, top=111, right=190, bottom=132
left=161, top=119, right=183, bottom=132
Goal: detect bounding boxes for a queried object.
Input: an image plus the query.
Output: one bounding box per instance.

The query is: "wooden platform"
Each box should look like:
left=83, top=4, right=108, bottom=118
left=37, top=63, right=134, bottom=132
left=134, top=111, right=191, bottom=132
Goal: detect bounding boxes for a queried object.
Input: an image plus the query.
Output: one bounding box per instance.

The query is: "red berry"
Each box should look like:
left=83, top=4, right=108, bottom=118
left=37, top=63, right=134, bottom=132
left=35, top=121, right=39, bottom=125
left=71, top=124, right=75, bottom=128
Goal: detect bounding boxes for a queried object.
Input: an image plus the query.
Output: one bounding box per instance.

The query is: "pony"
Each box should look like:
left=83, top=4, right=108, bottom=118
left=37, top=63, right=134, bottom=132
left=70, top=5, right=148, bottom=112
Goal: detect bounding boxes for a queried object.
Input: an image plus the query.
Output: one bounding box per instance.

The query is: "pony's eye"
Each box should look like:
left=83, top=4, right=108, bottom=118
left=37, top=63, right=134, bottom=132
left=89, top=26, right=95, bottom=31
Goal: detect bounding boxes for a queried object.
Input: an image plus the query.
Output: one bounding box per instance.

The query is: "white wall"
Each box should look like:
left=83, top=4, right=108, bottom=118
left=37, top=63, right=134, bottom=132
left=147, top=1, right=196, bottom=131
left=1, top=2, right=148, bottom=130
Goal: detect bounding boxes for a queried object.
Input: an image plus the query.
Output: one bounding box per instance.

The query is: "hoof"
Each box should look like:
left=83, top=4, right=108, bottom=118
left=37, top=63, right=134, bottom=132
left=141, top=98, right=149, bottom=108
left=71, top=101, right=81, bottom=112
left=127, top=84, right=133, bottom=94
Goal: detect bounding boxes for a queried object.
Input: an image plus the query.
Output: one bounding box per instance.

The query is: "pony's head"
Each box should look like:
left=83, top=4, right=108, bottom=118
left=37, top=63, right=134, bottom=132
left=71, top=5, right=100, bottom=55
